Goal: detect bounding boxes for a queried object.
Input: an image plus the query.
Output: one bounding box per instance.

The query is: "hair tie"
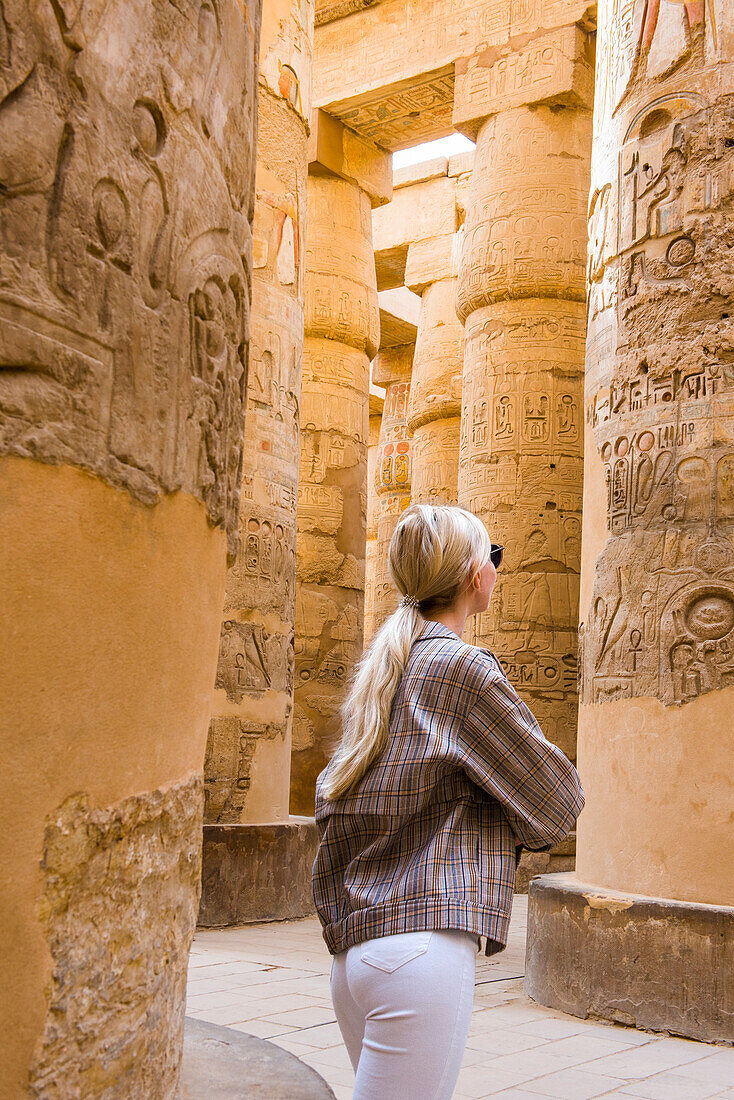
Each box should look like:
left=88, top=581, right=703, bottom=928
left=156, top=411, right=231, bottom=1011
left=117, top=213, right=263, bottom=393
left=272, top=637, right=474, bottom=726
left=400, top=594, right=421, bottom=609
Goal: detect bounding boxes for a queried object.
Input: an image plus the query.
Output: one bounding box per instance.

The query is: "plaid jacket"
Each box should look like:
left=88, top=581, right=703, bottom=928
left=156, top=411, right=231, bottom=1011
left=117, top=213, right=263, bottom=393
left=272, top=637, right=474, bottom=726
left=312, top=620, right=584, bottom=957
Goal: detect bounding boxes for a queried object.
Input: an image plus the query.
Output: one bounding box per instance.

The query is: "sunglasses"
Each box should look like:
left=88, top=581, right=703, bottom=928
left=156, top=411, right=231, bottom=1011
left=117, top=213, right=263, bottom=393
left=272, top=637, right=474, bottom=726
left=489, top=544, right=504, bottom=569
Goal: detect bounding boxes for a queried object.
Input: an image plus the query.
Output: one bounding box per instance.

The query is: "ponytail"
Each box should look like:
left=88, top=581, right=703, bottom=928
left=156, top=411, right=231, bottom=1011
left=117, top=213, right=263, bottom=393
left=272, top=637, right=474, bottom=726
left=320, top=504, right=491, bottom=799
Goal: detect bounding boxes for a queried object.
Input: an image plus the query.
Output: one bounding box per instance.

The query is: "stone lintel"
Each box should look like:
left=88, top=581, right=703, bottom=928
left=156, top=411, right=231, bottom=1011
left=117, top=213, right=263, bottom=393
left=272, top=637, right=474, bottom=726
left=405, top=234, right=458, bottom=294
left=453, top=25, right=595, bottom=139
left=373, top=343, right=414, bottom=388
left=448, top=150, right=475, bottom=177
left=378, top=308, right=418, bottom=349
left=198, top=819, right=320, bottom=927
left=309, top=109, right=392, bottom=206
left=526, top=873, right=734, bottom=1044
left=316, top=0, right=382, bottom=26
left=394, top=156, right=449, bottom=189
left=373, top=175, right=459, bottom=283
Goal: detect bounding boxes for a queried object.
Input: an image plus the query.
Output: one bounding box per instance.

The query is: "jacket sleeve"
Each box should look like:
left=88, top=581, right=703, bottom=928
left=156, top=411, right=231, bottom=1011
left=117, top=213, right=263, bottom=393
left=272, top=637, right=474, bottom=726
left=457, top=665, right=584, bottom=851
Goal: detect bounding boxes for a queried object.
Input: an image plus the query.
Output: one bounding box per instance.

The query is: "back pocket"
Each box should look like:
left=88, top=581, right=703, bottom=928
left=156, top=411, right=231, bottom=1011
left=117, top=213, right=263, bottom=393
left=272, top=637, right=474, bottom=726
left=359, top=931, right=433, bottom=973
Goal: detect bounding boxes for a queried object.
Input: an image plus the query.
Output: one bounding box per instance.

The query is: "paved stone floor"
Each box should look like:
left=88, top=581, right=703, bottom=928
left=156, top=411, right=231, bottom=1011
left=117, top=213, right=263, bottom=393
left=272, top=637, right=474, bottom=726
left=186, top=897, right=733, bottom=1099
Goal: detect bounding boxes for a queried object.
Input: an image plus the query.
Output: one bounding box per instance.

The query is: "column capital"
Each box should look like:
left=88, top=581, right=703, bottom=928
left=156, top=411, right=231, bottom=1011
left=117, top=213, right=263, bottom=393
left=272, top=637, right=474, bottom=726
left=453, top=23, right=594, bottom=139
left=308, top=109, right=392, bottom=207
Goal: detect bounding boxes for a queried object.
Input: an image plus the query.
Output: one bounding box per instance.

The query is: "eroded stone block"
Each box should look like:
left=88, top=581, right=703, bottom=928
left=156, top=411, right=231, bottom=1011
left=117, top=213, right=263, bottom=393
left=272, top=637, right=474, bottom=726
left=30, top=780, right=203, bottom=1098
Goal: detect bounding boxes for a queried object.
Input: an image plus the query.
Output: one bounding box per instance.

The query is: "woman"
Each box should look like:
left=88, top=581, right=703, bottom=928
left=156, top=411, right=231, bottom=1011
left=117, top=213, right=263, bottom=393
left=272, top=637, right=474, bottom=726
left=312, top=504, right=584, bottom=1100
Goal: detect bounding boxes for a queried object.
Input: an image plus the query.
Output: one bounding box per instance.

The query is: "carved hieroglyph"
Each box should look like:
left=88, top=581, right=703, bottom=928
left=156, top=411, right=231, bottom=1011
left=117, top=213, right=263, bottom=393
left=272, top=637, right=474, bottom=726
left=292, top=171, right=380, bottom=814
left=373, top=344, right=413, bottom=629
left=457, top=78, right=592, bottom=766
left=581, top=0, right=734, bottom=710
left=0, top=0, right=259, bottom=556
left=409, top=276, right=464, bottom=506
left=0, top=1, right=260, bottom=1095
left=206, top=0, right=313, bottom=827
left=573, top=0, right=734, bottom=906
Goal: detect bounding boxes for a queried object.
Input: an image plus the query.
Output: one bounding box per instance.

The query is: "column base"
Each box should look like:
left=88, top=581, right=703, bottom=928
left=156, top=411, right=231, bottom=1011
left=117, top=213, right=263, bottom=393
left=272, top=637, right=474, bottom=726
left=198, top=817, right=320, bottom=928
left=526, top=873, right=734, bottom=1044
left=180, top=1017, right=334, bottom=1097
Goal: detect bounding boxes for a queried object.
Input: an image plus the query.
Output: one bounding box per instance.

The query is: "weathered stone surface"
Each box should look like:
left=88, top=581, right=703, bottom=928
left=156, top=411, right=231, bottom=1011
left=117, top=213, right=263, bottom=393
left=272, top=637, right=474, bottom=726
left=581, top=33, right=734, bottom=713
left=316, top=0, right=380, bottom=29
left=514, top=838, right=576, bottom=894
left=198, top=820, right=320, bottom=927
left=181, top=1017, right=335, bottom=1099
left=456, top=104, right=590, bottom=318
left=0, top=0, right=260, bottom=554
left=29, top=778, right=203, bottom=1099
left=379, top=307, right=418, bottom=348
left=405, top=234, right=457, bottom=296
left=293, top=168, right=379, bottom=813
left=526, top=874, right=734, bottom=1043
left=370, top=161, right=469, bottom=519
left=2, top=2, right=260, bottom=1093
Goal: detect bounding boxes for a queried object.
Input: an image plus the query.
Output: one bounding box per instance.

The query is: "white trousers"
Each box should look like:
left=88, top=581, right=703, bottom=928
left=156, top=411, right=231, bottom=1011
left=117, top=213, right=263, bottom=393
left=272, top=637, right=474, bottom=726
left=330, top=929, right=478, bottom=1100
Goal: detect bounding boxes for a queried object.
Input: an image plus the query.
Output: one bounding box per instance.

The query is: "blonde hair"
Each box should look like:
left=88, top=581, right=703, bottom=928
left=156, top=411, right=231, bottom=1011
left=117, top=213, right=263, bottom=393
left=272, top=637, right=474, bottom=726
left=320, top=504, right=492, bottom=800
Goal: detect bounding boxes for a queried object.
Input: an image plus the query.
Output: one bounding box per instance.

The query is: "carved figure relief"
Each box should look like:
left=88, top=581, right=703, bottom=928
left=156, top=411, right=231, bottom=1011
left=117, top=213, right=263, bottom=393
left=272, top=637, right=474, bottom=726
left=0, top=0, right=258, bottom=552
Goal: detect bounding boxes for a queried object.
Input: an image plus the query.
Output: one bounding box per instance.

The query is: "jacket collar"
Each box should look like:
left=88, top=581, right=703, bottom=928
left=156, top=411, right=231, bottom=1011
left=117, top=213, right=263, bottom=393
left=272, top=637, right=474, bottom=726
left=415, top=618, right=462, bottom=644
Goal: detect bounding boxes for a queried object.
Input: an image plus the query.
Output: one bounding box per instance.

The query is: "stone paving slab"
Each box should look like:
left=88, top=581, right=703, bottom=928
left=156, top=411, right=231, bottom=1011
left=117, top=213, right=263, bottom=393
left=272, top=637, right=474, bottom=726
left=186, top=897, right=732, bottom=1100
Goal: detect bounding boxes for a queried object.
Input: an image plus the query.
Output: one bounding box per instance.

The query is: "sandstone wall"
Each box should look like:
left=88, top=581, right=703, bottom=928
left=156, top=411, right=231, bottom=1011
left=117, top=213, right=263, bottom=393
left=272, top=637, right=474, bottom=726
left=0, top=1, right=260, bottom=1095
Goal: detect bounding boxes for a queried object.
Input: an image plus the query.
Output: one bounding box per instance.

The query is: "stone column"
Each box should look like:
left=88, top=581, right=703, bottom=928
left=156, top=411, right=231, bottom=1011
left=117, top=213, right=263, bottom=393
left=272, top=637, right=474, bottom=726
left=526, top=1, right=734, bottom=1043
left=373, top=344, right=414, bottom=628
left=0, top=1, right=260, bottom=1095
left=199, top=0, right=318, bottom=928
left=364, top=387, right=385, bottom=645
left=454, top=17, right=594, bottom=884
left=291, top=112, right=390, bottom=814
left=406, top=238, right=464, bottom=505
